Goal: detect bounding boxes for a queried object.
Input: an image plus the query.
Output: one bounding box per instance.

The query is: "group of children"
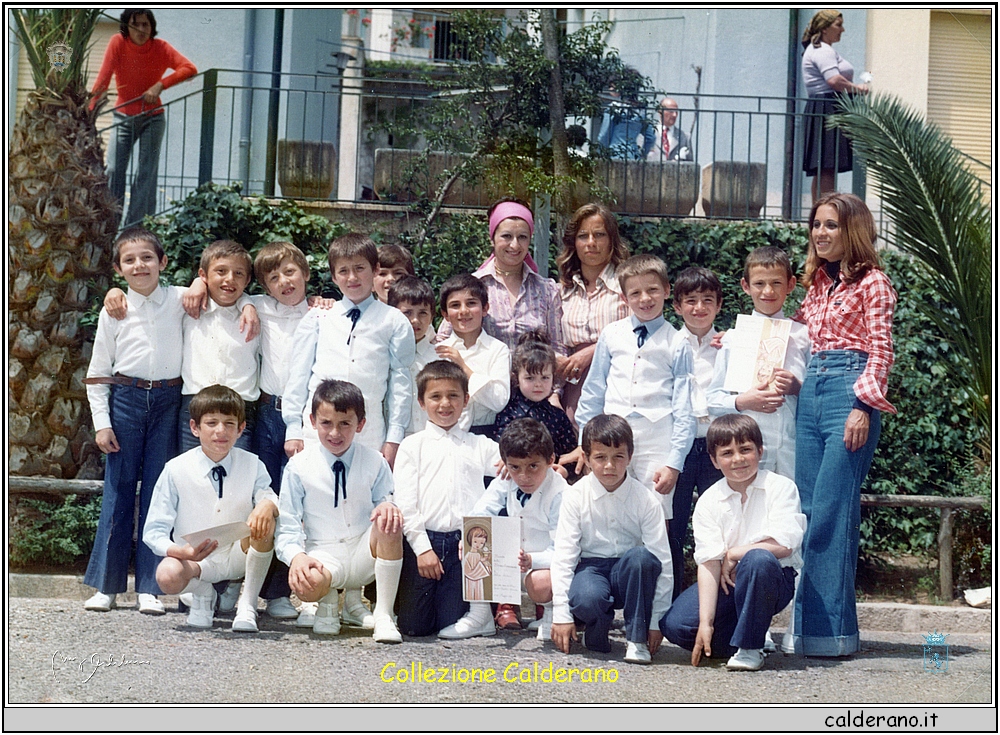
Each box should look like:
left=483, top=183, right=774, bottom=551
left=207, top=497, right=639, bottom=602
left=84, top=221, right=811, bottom=671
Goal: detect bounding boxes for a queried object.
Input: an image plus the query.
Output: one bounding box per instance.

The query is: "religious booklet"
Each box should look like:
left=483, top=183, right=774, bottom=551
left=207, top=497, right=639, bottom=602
left=723, top=314, right=792, bottom=393
left=461, top=515, right=521, bottom=604
left=182, top=521, right=251, bottom=549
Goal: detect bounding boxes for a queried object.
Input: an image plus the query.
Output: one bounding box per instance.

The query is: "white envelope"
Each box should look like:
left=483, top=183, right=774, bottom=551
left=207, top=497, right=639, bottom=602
left=182, top=521, right=251, bottom=548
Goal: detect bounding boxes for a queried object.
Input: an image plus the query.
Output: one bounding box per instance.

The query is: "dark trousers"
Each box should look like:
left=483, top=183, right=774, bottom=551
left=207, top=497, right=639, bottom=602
left=660, top=549, right=796, bottom=656
left=178, top=394, right=256, bottom=453
left=251, top=397, right=291, bottom=599
left=670, top=437, right=723, bottom=599
left=84, top=383, right=180, bottom=595
left=568, top=547, right=661, bottom=652
left=396, top=531, right=467, bottom=636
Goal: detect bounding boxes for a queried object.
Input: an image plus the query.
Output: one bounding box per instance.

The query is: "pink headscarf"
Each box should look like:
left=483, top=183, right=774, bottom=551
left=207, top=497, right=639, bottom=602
left=488, top=201, right=534, bottom=239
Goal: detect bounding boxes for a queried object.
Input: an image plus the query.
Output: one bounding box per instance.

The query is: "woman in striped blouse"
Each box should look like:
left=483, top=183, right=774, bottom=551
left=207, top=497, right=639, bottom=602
left=554, top=204, right=631, bottom=428
left=791, top=192, right=897, bottom=657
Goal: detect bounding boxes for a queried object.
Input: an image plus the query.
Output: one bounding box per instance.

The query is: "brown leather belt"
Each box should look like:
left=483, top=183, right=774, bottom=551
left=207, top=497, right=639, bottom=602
left=82, top=374, right=183, bottom=390
left=259, top=391, right=282, bottom=410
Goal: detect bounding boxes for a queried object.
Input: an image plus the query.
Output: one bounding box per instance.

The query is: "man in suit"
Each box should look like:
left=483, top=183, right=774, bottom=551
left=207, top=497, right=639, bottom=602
left=648, top=97, right=693, bottom=162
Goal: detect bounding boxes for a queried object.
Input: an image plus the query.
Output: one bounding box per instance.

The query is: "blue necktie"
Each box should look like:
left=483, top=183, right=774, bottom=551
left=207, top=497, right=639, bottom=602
left=634, top=324, right=648, bottom=348
left=211, top=465, right=226, bottom=499
left=332, top=460, right=346, bottom=507
left=516, top=489, right=530, bottom=507
left=346, top=308, right=361, bottom=344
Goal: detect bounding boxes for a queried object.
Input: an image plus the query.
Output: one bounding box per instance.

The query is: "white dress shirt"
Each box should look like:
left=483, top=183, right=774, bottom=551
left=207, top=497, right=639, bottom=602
left=405, top=334, right=438, bottom=437
left=550, top=473, right=673, bottom=627
left=680, top=325, right=720, bottom=439
left=86, top=284, right=186, bottom=431
left=692, top=469, right=806, bottom=570
left=181, top=297, right=261, bottom=400
left=274, top=441, right=394, bottom=564
left=253, top=294, right=309, bottom=396
left=143, top=446, right=276, bottom=558
left=436, top=329, right=511, bottom=431
left=393, top=423, right=501, bottom=556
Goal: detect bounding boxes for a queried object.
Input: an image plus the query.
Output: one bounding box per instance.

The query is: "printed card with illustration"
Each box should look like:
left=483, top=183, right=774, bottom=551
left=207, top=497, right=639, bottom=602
left=462, top=516, right=520, bottom=604
left=723, top=314, right=792, bottom=393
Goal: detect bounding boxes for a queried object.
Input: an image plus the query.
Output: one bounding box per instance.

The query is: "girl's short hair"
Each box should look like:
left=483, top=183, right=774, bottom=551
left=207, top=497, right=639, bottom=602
left=120, top=8, right=157, bottom=39
left=581, top=414, right=634, bottom=458
left=511, top=329, right=557, bottom=379
left=802, top=192, right=881, bottom=288
left=557, top=203, right=630, bottom=289
left=253, top=241, right=309, bottom=284
left=113, top=227, right=164, bottom=266
left=706, top=414, right=764, bottom=459
left=189, top=384, right=245, bottom=425
left=311, top=379, right=365, bottom=422
left=499, top=418, right=554, bottom=462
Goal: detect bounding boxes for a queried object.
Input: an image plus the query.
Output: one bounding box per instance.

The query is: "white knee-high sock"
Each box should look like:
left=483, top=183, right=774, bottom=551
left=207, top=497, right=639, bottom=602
left=238, top=546, right=273, bottom=614
left=183, top=577, right=213, bottom=598
left=372, top=558, right=402, bottom=618
left=467, top=601, right=492, bottom=623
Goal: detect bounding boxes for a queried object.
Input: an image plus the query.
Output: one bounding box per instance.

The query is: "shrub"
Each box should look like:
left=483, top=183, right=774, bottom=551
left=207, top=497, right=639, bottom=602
left=10, top=494, right=102, bottom=566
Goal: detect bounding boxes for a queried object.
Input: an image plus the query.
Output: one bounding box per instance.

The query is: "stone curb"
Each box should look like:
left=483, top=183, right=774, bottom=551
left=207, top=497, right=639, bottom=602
left=8, top=573, right=992, bottom=634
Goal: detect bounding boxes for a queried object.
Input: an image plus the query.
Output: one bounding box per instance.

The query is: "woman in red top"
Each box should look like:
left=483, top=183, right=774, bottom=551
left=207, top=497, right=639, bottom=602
left=91, top=9, right=197, bottom=228
left=791, top=192, right=897, bottom=657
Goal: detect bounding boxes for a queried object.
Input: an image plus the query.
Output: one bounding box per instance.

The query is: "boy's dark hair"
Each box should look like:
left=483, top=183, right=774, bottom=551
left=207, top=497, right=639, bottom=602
left=416, top=360, right=469, bottom=400
left=511, top=329, right=557, bottom=380
left=119, top=8, right=157, bottom=39
left=387, top=276, right=436, bottom=311
left=581, top=414, right=634, bottom=457
left=189, top=384, right=245, bottom=425
left=254, top=241, right=309, bottom=285
left=743, top=246, right=794, bottom=282
left=672, top=266, right=723, bottom=304
left=439, top=273, right=489, bottom=315
left=616, top=254, right=670, bottom=292
left=377, top=244, right=415, bottom=274
left=113, top=227, right=164, bottom=267
left=499, top=418, right=555, bottom=462
left=328, top=232, right=378, bottom=272
left=311, top=379, right=365, bottom=422
left=706, top=414, right=764, bottom=458
left=200, top=240, right=253, bottom=277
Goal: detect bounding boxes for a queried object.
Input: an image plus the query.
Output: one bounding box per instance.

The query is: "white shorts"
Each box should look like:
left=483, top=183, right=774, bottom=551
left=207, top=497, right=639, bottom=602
left=194, top=540, right=247, bottom=585
left=307, top=526, right=376, bottom=590
left=630, top=415, right=676, bottom=520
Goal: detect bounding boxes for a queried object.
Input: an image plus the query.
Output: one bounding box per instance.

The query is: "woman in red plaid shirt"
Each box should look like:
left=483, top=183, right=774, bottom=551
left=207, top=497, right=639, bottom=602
left=790, top=193, right=897, bottom=657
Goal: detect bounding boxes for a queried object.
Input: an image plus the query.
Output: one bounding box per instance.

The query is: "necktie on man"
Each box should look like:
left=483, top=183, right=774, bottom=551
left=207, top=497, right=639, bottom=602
left=662, top=127, right=671, bottom=158
left=515, top=489, right=530, bottom=507
left=211, top=465, right=226, bottom=499
left=634, top=324, right=648, bottom=348
left=332, top=460, right=346, bottom=508
left=346, top=308, right=361, bottom=344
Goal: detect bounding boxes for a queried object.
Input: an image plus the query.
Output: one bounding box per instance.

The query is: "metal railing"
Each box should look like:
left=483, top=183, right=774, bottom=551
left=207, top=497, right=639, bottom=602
left=94, top=68, right=885, bottom=227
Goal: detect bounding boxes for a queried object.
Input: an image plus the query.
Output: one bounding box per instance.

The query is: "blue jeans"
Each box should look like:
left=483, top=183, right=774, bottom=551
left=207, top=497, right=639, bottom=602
left=396, top=531, right=467, bottom=637
left=670, top=437, right=723, bottom=599
left=568, top=547, right=661, bottom=652
left=178, top=394, right=255, bottom=454
left=660, top=549, right=796, bottom=656
left=794, top=350, right=881, bottom=656
left=84, top=383, right=180, bottom=595
left=107, top=111, right=166, bottom=229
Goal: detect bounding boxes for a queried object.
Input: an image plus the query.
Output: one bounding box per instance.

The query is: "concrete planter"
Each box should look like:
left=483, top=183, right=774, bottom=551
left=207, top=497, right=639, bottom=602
left=373, top=149, right=528, bottom=207
left=590, top=160, right=700, bottom=216
left=277, top=140, right=336, bottom=199
left=700, top=161, right=767, bottom=218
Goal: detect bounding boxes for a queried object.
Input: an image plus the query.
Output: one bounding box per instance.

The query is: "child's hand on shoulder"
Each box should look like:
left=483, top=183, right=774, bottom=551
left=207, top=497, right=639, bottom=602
left=416, top=549, right=444, bottom=580
left=168, top=539, right=218, bottom=562
left=104, top=288, right=128, bottom=320
left=710, top=330, right=726, bottom=349
left=559, top=447, right=586, bottom=477
left=307, top=295, right=337, bottom=310
left=182, top=278, right=209, bottom=318
left=239, top=303, right=260, bottom=342
left=370, top=501, right=403, bottom=535
left=95, top=428, right=120, bottom=454
left=551, top=622, right=578, bottom=654
left=551, top=462, right=568, bottom=479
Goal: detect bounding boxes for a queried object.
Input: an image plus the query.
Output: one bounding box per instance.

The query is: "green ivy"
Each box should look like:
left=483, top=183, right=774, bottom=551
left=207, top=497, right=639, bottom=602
left=10, top=495, right=102, bottom=566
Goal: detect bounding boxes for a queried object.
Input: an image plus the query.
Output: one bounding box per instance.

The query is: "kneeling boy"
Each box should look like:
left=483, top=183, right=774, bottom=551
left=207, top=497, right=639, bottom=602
left=659, top=414, right=806, bottom=671
left=143, top=385, right=278, bottom=632
left=274, top=380, right=403, bottom=643
left=550, top=414, right=673, bottom=665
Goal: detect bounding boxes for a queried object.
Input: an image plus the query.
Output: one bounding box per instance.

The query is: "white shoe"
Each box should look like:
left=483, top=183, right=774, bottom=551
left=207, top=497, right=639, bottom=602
left=265, top=597, right=299, bottom=619
left=187, top=591, right=217, bottom=629
left=438, top=609, right=496, bottom=640
left=342, top=601, right=375, bottom=629
left=764, top=630, right=777, bottom=653
left=137, top=594, right=165, bottom=615
left=535, top=605, right=553, bottom=641
left=232, top=607, right=259, bottom=633
left=313, top=602, right=341, bottom=635
left=727, top=648, right=765, bottom=671
left=84, top=592, right=116, bottom=612
left=373, top=613, right=402, bottom=644
left=217, top=581, right=242, bottom=613
left=296, top=602, right=318, bottom=628
left=624, top=641, right=652, bottom=664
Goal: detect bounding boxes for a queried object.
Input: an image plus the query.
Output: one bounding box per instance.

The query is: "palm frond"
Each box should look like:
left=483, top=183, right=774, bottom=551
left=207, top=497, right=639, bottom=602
left=830, top=93, right=991, bottom=446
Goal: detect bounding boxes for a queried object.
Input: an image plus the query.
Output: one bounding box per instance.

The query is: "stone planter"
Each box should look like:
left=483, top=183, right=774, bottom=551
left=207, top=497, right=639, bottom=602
left=700, top=161, right=767, bottom=218
left=590, top=160, right=700, bottom=216
left=277, top=140, right=336, bottom=199
left=373, top=149, right=528, bottom=206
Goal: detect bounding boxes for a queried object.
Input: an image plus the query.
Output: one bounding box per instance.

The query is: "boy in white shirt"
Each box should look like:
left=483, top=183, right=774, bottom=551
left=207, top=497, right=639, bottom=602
left=143, top=385, right=279, bottom=633
left=659, top=414, right=806, bottom=671
left=433, top=273, right=511, bottom=434
left=568, top=254, right=696, bottom=520
left=707, top=247, right=811, bottom=480
left=274, top=380, right=404, bottom=643
left=393, top=360, right=502, bottom=637
left=82, top=228, right=186, bottom=616
left=443, top=418, right=566, bottom=640
left=387, top=276, right=438, bottom=437
left=550, top=414, right=673, bottom=665
left=669, top=267, right=726, bottom=599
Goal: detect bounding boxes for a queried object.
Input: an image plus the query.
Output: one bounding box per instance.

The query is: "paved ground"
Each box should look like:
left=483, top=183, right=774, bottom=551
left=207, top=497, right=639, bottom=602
left=8, top=596, right=991, bottom=715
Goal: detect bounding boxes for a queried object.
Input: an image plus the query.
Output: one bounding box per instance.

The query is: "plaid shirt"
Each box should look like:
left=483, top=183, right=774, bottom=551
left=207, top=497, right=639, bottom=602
left=794, top=266, right=897, bottom=414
